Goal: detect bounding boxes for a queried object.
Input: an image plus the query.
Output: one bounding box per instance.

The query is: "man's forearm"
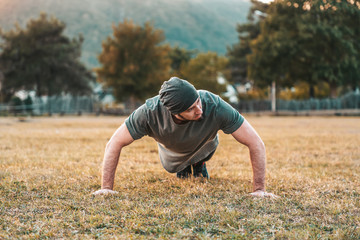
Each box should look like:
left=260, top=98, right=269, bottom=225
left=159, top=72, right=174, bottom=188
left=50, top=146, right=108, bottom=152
left=101, top=146, right=121, bottom=189
left=93, top=123, right=134, bottom=195
left=249, top=143, right=266, bottom=192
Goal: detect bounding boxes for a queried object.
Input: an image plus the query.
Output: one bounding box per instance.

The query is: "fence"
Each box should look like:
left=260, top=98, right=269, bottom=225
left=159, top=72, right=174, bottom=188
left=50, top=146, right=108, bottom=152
left=235, top=91, right=360, bottom=114
left=1, top=92, right=359, bottom=116
left=0, top=95, right=98, bottom=116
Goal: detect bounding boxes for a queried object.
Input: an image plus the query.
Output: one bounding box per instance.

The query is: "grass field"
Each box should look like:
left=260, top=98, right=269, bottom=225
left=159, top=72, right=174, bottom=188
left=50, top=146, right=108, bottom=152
left=0, top=116, right=359, bottom=239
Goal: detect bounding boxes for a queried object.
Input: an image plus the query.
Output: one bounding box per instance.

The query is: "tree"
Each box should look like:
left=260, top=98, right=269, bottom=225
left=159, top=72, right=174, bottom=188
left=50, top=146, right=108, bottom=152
left=247, top=0, right=303, bottom=90
left=168, top=46, right=196, bottom=75
left=305, top=0, right=360, bottom=97
left=227, top=0, right=269, bottom=85
left=279, top=81, right=330, bottom=100
left=96, top=20, right=171, bottom=104
left=178, top=52, right=228, bottom=95
left=247, top=0, right=360, bottom=98
left=0, top=13, right=94, bottom=102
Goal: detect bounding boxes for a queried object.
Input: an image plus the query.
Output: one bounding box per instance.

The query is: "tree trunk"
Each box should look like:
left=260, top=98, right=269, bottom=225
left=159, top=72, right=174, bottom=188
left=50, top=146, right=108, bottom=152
left=309, top=85, right=315, bottom=99
left=330, top=83, right=337, bottom=99
left=271, top=81, right=276, bottom=113
left=0, top=71, right=3, bottom=103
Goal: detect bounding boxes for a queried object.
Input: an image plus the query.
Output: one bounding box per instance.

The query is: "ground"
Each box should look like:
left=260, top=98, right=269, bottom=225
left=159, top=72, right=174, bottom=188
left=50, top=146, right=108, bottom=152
left=0, top=116, right=359, bottom=239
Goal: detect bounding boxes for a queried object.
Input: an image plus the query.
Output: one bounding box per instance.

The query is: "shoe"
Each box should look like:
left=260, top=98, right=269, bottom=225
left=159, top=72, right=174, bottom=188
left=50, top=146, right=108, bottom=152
left=192, top=161, right=209, bottom=179
left=176, top=165, right=192, bottom=178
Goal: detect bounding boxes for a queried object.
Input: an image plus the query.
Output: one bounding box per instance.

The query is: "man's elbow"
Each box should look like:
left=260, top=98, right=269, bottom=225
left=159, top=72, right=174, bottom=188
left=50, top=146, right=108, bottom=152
left=249, top=138, right=266, bottom=153
left=105, top=138, right=121, bottom=152
left=105, top=141, right=111, bottom=151
left=105, top=136, right=129, bottom=153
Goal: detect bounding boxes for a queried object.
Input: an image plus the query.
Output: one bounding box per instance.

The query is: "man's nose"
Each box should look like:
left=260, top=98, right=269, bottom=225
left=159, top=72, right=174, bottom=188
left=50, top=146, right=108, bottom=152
left=195, top=105, right=202, bottom=114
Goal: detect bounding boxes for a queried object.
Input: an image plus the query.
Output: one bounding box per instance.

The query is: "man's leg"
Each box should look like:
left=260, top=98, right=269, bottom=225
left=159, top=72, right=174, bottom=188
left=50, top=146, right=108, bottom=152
left=176, top=165, right=192, bottom=178
left=192, top=150, right=215, bottom=179
left=192, top=160, right=209, bottom=179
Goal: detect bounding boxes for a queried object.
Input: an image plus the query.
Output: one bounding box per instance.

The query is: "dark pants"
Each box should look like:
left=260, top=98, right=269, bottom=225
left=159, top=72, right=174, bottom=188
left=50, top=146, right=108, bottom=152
left=177, top=150, right=215, bottom=178
left=195, top=150, right=216, bottom=165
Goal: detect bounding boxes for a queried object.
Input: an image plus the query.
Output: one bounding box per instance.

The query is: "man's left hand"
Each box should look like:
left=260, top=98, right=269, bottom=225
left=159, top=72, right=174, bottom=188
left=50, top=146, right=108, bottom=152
left=250, top=190, right=279, bottom=198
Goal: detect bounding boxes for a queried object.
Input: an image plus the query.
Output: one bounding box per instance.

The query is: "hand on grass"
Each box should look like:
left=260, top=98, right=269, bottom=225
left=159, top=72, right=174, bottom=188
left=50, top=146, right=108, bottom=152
left=92, top=189, right=119, bottom=195
left=250, top=190, right=279, bottom=199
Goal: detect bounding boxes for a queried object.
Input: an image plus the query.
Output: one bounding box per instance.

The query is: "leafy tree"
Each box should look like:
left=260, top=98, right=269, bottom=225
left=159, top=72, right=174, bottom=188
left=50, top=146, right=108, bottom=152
left=168, top=46, right=196, bottom=75
left=247, top=0, right=302, bottom=90
left=179, top=52, right=227, bottom=95
left=279, top=81, right=330, bottom=100
left=227, top=0, right=269, bottom=84
left=247, top=0, right=360, bottom=98
left=306, top=0, right=360, bottom=96
left=0, top=13, right=94, bottom=102
left=96, top=20, right=171, bottom=103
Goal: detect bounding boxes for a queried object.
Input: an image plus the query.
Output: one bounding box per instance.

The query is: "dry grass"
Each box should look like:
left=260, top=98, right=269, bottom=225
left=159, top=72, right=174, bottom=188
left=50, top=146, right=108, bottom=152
left=0, top=115, right=359, bottom=239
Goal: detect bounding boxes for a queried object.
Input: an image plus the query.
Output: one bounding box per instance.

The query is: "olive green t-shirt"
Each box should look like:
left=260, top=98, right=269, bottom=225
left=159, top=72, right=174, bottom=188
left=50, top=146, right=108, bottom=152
left=125, top=90, right=244, bottom=173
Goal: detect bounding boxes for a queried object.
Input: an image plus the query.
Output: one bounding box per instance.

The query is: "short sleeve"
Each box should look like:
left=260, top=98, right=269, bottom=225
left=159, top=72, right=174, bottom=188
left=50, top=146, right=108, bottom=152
left=216, top=98, right=244, bottom=134
left=125, top=104, right=149, bottom=140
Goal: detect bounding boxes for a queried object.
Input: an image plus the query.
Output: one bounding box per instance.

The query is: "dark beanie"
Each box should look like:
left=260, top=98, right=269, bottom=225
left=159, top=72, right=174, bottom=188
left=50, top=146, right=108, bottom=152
left=159, top=77, right=199, bottom=114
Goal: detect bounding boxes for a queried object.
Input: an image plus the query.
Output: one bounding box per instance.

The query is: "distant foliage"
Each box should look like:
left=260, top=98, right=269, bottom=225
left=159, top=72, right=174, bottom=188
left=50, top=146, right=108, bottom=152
left=96, top=20, right=171, bottom=103
left=0, top=13, right=94, bottom=102
left=168, top=46, right=196, bottom=76
left=279, top=81, right=331, bottom=100
left=0, top=0, right=250, bottom=68
left=247, top=0, right=360, bottom=98
left=227, top=0, right=269, bottom=85
left=178, top=52, right=228, bottom=95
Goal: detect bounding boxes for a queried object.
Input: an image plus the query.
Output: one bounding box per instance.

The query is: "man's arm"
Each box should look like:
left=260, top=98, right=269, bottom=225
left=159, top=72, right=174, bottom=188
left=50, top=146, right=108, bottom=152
left=92, top=123, right=134, bottom=195
left=231, top=119, right=278, bottom=198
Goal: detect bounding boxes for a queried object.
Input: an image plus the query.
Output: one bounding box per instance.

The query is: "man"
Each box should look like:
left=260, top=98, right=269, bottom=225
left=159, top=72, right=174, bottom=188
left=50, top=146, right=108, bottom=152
left=93, top=77, right=277, bottom=198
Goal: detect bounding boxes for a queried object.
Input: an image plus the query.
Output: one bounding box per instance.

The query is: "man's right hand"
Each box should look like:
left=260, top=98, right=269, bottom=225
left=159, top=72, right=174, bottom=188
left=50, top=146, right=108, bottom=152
left=250, top=190, right=279, bottom=199
left=92, top=189, right=119, bottom=195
